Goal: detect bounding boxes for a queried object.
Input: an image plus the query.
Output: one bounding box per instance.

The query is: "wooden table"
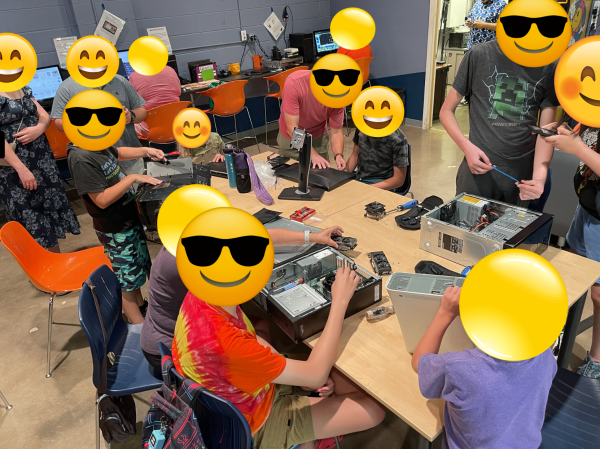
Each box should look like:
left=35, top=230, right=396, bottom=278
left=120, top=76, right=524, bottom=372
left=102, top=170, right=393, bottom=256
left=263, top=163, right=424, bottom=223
left=209, top=164, right=600, bottom=448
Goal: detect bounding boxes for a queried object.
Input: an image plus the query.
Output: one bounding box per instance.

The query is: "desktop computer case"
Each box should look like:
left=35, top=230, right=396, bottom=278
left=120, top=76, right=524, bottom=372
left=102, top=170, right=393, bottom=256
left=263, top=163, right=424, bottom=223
left=419, top=193, right=553, bottom=267
left=254, top=246, right=382, bottom=343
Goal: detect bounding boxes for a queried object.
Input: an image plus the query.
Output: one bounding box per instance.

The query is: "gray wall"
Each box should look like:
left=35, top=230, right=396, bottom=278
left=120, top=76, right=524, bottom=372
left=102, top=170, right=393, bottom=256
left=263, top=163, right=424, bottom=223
left=1, top=0, right=331, bottom=79
left=330, top=0, right=431, bottom=79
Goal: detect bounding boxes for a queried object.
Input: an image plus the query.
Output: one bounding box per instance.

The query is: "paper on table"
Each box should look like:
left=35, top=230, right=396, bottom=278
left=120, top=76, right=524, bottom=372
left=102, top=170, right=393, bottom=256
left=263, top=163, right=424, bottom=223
left=94, top=9, right=126, bottom=45
left=53, top=36, right=77, bottom=69
left=264, top=12, right=284, bottom=40
left=147, top=26, right=173, bottom=54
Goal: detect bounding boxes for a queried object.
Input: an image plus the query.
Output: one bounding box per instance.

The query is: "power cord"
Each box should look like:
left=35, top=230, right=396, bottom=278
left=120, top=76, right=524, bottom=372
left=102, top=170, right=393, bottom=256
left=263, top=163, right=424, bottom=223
left=282, top=5, right=294, bottom=47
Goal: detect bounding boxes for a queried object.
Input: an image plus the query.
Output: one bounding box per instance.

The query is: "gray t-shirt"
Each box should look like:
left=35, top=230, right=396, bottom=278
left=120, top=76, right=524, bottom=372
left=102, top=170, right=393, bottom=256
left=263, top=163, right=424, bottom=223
left=51, top=75, right=145, bottom=168
left=419, top=347, right=557, bottom=449
left=140, top=246, right=188, bottom=355
left=453, top=40, right=559, bottom=163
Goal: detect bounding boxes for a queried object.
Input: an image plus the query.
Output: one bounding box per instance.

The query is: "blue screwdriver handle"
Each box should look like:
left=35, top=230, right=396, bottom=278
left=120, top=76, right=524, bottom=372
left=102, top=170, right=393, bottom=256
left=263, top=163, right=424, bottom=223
left=399, top=200, right=418, bottom=210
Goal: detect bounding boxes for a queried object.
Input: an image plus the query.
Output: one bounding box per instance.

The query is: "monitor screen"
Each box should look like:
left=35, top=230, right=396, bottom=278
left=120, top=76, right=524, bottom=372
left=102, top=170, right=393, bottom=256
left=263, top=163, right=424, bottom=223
left=118, top=50, right=135, bottom=78
left=29, top=66, right=63, bottom=101
left=313, top=30, right=339, bottom=55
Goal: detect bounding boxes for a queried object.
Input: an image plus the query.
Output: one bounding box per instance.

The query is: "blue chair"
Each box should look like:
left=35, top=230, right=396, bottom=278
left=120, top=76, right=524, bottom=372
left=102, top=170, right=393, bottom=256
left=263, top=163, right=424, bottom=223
left=78, top=265, right=162, bottom=449
left=540, top=366, right=600, bottom=448
left=158, top=342, right=253, bottom=449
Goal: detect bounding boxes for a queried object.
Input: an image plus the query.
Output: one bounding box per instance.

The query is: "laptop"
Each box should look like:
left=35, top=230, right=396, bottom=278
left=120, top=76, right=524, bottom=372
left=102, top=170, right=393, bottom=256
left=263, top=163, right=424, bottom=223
left=386, top=273, right=474, bottom=354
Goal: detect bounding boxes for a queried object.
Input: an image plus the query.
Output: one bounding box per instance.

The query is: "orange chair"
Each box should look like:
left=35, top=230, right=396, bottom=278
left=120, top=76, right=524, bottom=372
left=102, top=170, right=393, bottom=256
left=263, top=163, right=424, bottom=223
left=0, top=221, right=111, bottom=378
left=356, top=57, right=374, bottom=88
left=263, top=66, right=309, bottom=147
left=139, top=101, right=192, bottom=144
left=45, top=119, right=73, bottom=184
left=197, top=80, right=260, bottom=151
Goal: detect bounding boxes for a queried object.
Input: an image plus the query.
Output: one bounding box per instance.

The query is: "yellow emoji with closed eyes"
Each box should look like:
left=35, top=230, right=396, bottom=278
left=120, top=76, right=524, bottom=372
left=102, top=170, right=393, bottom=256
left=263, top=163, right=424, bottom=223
left=66, top=35, right=119, bottom=87
left=0, top=33, right=38, bottom=92
left=173, top=108, right=211, bottom=148
left=351, top=86, right=405, bottom=137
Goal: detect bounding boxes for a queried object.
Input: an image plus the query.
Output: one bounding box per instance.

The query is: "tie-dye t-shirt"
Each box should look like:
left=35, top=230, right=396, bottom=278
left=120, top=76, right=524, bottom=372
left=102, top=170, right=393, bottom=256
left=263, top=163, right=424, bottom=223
left=172, top=292, right=286, bottom=434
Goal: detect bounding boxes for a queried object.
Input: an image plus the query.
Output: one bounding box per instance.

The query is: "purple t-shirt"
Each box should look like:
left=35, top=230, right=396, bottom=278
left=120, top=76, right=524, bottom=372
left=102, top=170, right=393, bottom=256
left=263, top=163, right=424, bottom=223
left=140, top=247, right=188, bottom=355
left=419, top=348, right=557, bottom=449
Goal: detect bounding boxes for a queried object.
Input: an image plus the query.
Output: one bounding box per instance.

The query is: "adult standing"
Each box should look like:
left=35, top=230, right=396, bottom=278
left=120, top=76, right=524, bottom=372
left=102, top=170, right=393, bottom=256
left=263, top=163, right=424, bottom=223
left=439, top=39, right=558, bottom=207
left=129, top=65, right=181, bottom=140
left=51, top=74, right=147, bottom=175
left=466, top=0, right=507, bottom=50
left=0, top=86, right=80, bottom=252
left=276, top=70, right=346, bottom=170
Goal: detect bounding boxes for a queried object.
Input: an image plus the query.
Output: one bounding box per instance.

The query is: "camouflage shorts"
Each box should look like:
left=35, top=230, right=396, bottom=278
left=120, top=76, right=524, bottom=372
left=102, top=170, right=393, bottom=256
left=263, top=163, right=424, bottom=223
left=96, top=224, right=151, bottom=292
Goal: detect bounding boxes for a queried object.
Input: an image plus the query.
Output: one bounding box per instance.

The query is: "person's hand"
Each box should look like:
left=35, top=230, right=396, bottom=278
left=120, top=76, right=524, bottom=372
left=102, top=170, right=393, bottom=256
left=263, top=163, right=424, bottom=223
left=331, top=266, right=360, bottom=308
left=130, top=174, right=163, bottom=185
left=312, top=226, right=344, bottom=248
left=466, top=19, right=474, bottom=28
left=146, top=148, right=166, bottom=162
left=472, top=20, right=486, bottom=29
left=543, top=124, right=583, bottom=156
left=213, top=153, right=225, bottom=162
left=462, top=141, right=492, bottom=174
left=316, top=376, right=335, bottom=398
left=334, top=154, right=346, bottom=171
left=13, top=125, right=44, bottom=145
left=440, top=286, right=461, bottom=319
left=17, top=166, right=37, bottom=190
left=123, top=107, right=132, bottom=124
left=312, top=153, right=330, bottom=170
left=517, top=178, right=544, bottom=201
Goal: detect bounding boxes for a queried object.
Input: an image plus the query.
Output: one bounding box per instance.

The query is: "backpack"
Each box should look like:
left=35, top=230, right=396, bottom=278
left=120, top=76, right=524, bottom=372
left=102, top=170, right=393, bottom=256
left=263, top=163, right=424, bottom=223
left=85, top=278, right=137, bottom=444
left=225, top=144, right=274, bottom=205
left=141, top=354, right=207, bottom=449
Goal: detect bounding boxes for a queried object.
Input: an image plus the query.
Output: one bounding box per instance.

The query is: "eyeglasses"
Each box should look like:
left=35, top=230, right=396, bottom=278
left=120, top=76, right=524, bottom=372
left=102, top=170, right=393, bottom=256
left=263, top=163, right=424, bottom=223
left=180, top=235, right=270, bottom=267
left=499, top=16, right=569, bottom=39
left=63, top=107, right=123, bottom=127
left=312, top=69, right=361, bottom=87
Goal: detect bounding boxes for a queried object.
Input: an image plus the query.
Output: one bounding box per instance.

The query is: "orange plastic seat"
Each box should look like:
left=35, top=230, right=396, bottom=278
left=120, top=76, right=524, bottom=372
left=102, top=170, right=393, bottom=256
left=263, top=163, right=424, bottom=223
left=263, top=66, right=309, bottom=147
left=0, top=221, right=111, bottom=378
left=356, top=57, right=374, bottom=86
left=45, top=119, right=70, bottom=159
left=197, top=81, right=260, bottom=151
left=140, top=101, right=192, bottom=143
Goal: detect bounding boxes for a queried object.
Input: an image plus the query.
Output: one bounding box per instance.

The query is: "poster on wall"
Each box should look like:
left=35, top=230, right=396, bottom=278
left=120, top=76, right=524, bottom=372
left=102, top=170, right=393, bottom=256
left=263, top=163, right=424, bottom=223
left=53, top=36, right=77, bottom=69
left=147, top=26, right=173, bottom=54
left=585, top=1, right=600, bottom=36
left=569, top=0, right=593, bottom=45
left=94, top=9, right=126, bottom=45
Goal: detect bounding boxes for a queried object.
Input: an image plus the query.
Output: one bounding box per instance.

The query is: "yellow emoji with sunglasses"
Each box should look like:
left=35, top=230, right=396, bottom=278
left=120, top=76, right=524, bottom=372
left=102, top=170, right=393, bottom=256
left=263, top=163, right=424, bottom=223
left=310, top=53, right=363, bottom=108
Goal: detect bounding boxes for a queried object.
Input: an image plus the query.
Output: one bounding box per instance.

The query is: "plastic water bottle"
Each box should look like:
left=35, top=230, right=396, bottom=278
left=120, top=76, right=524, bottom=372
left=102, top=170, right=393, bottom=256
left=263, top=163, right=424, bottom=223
left=223, top=151, right=237, bottom=189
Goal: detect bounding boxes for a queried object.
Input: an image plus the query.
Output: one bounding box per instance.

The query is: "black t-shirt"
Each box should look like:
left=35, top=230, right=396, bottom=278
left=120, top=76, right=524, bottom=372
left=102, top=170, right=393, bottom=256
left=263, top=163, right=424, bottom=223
left=574, top=128, right=600, bottom=220
left=67, top=144, right=139, bottom=233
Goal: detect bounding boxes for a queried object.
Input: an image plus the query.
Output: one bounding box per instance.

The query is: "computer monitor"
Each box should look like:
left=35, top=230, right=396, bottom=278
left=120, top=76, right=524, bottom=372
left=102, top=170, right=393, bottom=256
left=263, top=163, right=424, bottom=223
left=118, top=50, right=135, bottom=78
left=313, top=29, right=339, bottom=57
left=29, top=65, right=63, bottom=101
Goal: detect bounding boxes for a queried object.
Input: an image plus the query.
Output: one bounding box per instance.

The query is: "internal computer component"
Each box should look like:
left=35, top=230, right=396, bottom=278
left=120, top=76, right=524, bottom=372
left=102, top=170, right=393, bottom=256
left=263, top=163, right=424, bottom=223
left=364, top=202, right=386, bottom=220
left=332, top=236, right=358, bottom=251
left=368, top=251, right=392, bottom=275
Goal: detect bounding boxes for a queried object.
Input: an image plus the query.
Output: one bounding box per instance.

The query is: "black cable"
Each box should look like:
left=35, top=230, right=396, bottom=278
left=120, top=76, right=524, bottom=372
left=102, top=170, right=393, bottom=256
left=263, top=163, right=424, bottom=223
left=240, top=40, right=248, bottom=66
left=283, top=5, right=294, bottom=47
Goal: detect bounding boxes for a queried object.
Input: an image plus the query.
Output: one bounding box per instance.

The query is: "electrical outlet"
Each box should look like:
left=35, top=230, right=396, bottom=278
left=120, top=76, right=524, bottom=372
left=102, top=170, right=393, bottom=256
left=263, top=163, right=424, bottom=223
left=249, top=34, right=257, bottom=42
left=240, top=30, right=247, bottom=42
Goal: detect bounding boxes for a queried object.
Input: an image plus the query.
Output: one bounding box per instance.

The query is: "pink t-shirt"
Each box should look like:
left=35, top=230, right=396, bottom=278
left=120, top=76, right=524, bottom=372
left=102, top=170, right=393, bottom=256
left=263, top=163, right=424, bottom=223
left=278, top=70, right=344, bottom=140
left=129, top=66, right=181, bottom=138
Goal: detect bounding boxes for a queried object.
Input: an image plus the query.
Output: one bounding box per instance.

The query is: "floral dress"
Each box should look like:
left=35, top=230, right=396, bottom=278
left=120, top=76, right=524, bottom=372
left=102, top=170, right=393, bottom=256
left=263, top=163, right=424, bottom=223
left=0, top=86, right=80, bottom=248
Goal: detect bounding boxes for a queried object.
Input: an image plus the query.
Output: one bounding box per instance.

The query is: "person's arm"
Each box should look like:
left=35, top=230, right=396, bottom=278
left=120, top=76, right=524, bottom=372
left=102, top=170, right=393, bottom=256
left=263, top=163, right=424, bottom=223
left=346, top=143, right=360, bottom=173
left=123, top=106, right=147, bottom=124
left=1, top=141, right=37, bottom=189
left=13, top=98, right=51, bottom=145
left=412, top=286, right=461, bottom=373
left=116, top=146, right=166, bottom=162
left=257, top=336, right=279, bottom=354
left=372, top=167, right=407, bottom=190
left=473, top=21, right=497, bottom=31
left=330, top=126, right=346, bottom=170
left=517, top=107, right=557, bottom=201
left=283, top=112, right=329, bottom=169
left=267, top=225, right=344, bottom=249
left=87, top=173, right=162, bottom=209
left=122, top=77, right=147, bottom=124
left=272, top=267, right=360, bottom=389
left=50, top=84, right=70, bottom=132
left=544, top=125, right=600, bottom=175
left=440, top=88, right=492, bottom=174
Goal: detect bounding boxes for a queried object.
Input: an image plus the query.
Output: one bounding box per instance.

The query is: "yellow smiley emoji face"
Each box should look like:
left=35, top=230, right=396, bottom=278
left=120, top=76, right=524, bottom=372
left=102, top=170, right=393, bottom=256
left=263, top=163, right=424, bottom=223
left=66, top=36, right=119, bottom=87
left=173, top=108, right=211, bottom=148
left=555, top=36, right=600, bottom=128
left=496, top=0, right=571, bottom=67
left=176, top=207, right=274, bottom=307
left=351, top=86, right=405, bottom=138
left=572, top=7, right=582, bottom=31
left=62, top=90, right=126, bottom=151
left=310, top=54, right=363, bottom=108
left=0, top=33, right=37, bottom=92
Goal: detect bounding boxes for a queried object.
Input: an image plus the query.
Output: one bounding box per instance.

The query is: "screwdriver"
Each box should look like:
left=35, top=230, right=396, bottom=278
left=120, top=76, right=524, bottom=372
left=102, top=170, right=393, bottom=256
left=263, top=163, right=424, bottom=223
left=386, top=200, right=419, bottom=215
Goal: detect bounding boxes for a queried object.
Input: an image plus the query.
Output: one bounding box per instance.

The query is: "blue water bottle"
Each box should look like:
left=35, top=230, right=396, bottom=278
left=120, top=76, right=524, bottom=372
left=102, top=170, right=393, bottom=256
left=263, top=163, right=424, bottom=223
left=223, top=147, right=237, bottom=189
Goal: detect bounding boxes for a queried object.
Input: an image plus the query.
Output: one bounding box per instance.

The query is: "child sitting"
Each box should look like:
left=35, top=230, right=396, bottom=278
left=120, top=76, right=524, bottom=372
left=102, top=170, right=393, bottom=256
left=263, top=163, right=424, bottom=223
left=412, top=286, right=556, bottom=448
left=346, top=128, right=409, bottom=191
left=67, top=143, right=165, bottom=324
left=173, top=267, right=386, bottom=449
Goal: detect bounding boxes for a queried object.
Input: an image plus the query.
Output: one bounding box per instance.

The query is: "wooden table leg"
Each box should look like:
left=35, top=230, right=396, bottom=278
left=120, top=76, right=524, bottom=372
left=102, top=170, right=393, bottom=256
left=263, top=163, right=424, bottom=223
left=557, top=291, right=588, bottom=369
